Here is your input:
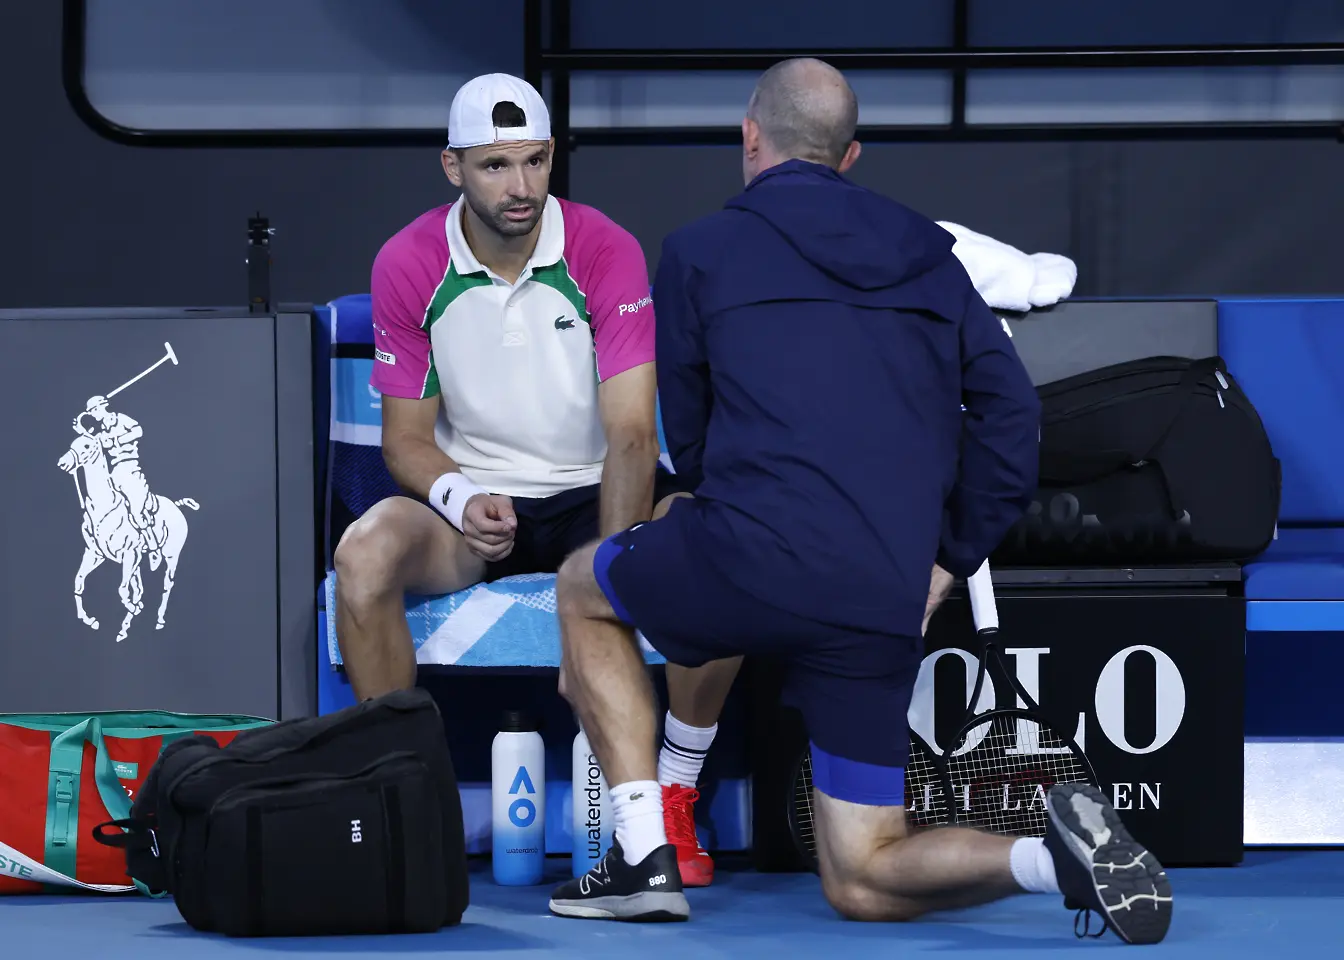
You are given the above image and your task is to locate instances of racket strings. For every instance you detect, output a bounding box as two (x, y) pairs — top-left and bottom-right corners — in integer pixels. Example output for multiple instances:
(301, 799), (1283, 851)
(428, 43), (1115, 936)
(793, 756), (817, 855)
(795, 718), (1095, 860)
(906, 739), (950, 828)
(944, 712), (1092, 837)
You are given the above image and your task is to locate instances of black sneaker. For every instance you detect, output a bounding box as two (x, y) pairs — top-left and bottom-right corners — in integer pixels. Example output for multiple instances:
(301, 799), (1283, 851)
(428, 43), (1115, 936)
(548, 839), (690, 922)
(1044, 783), (1174, 945)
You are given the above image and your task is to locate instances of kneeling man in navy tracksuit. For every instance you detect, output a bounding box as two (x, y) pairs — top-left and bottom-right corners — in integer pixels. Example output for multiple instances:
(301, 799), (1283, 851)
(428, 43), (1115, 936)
(547, 58), (1172, 945)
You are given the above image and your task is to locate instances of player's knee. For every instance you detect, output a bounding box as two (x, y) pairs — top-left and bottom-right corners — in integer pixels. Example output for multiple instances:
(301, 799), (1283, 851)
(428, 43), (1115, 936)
(334, 500), (421, 601)
(822, 873), (920, 923)
(555, 547), (596, 618)
(821, 876), (878, 921)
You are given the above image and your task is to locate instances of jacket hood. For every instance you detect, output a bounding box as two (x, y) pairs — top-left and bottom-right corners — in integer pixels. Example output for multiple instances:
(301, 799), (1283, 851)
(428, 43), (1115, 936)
(724, 160), (955, 292)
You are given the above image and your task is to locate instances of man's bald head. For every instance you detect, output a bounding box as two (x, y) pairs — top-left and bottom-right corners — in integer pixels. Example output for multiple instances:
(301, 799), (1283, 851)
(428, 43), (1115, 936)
(745, 58), (858, 169)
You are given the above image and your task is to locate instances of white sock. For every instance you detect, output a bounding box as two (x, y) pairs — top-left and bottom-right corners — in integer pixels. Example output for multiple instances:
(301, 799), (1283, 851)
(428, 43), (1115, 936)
(611, 780), (666, 865)
(1009, 837), (1059, 894)
(658, 713), (717, 788)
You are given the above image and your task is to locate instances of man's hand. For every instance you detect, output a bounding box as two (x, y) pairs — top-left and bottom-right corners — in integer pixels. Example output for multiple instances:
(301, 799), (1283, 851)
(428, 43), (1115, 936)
(922, 563), (955, 637)
(461, 493), (518, 562)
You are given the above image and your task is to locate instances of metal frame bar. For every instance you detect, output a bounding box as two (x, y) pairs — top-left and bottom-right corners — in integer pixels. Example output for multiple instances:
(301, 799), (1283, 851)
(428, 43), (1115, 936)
(542, 44), (1344, 71)
(548, 0), (573, 200)
(539, 2), (1344, 148)
(950, 0), (969, 132)
(523, 0), (543, 94)
(558, 121), (1344, 147)
(61, 0), (1344, 149)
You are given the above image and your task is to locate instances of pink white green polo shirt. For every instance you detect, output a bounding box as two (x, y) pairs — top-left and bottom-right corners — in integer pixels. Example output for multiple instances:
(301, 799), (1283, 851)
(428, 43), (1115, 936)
(369, 196), (655, 499)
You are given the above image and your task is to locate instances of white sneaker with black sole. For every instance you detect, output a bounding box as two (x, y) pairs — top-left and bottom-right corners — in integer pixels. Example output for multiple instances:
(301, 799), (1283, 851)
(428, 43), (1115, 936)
(548, 839), (690, 922)
(1044, 783), (1174, 944)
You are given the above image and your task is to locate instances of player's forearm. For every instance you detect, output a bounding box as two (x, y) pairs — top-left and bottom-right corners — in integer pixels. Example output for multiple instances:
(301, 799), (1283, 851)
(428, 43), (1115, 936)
(382, 436), (464, 501)
(598, 434), (660, 537)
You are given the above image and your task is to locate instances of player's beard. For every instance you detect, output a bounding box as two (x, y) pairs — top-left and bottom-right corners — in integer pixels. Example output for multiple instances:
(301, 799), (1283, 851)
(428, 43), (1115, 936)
(468, 190), (545, 239)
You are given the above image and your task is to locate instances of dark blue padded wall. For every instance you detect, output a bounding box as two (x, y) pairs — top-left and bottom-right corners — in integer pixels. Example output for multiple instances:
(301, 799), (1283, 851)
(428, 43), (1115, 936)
(1219, 299), (1344, 599)
(1219, 299), (1344, 739)
(1218, 300), (1344, 525)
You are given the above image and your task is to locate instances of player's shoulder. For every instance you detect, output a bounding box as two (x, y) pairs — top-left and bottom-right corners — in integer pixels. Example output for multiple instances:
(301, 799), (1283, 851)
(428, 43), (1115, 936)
(556, 197), (642, 261)
(373, 203), (453, 277)
(371, 205), (454, 321)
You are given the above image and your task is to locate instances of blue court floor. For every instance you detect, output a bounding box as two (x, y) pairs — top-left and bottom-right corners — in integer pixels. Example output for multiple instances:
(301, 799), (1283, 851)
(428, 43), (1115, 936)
(2, 850), (1337, 958)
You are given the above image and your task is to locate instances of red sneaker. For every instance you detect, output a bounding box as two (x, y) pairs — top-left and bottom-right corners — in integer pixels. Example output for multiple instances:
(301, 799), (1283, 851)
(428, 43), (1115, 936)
(662, 784), (714, 887)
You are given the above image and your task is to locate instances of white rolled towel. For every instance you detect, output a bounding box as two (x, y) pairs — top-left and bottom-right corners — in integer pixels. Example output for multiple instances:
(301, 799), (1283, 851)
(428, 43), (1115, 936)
(937, 221), (1077, 313)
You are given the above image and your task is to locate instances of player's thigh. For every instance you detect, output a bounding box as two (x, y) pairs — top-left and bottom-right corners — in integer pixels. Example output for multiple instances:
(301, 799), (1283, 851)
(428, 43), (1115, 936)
(539, 485), (602, 572)
(790, 654), (920, 876)
(334, 495), (485, 596)
(593, 503), (814, 666)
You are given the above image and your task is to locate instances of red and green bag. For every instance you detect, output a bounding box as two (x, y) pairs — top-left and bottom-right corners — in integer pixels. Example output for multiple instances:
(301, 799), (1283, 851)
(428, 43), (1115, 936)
(0, 710), (272, 894)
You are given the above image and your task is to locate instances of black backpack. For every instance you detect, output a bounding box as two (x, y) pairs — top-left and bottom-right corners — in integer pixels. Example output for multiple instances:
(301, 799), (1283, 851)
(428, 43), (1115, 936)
(93, 689), (469, 937)
(993, 356), (1280, 565)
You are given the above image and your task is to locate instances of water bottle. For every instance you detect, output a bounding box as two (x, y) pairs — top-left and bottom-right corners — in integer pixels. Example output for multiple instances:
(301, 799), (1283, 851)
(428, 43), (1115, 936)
(571, 726), (613, 877)
(491, 710), (546, 885)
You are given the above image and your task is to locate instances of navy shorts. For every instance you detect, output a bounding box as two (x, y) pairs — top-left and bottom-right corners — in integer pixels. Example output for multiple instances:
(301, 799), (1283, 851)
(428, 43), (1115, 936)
(593, 499), (920, 806)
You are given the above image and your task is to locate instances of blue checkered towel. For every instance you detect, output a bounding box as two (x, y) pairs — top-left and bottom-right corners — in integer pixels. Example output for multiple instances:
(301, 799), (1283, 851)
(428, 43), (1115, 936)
(324, 571), (666, 668)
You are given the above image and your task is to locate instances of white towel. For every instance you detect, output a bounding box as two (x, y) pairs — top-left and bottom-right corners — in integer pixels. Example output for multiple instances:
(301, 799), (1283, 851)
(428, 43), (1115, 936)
(936, 221), (1077, 313)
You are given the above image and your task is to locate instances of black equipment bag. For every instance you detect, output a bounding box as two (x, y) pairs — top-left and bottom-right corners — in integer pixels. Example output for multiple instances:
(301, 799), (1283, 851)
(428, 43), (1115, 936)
(91, 689), (469, 937)
(993, 355), (1280, 565)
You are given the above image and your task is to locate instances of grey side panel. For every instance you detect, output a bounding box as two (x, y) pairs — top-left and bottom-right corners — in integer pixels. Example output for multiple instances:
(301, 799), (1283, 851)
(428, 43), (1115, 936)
(1002, 300), (1219, 386)
(275, 311), (318, 720)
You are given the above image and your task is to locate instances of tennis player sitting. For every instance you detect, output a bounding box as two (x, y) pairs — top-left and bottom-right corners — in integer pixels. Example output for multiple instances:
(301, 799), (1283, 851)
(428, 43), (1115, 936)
(332, 82), (687, 700)
(547, 59), (1173, 945)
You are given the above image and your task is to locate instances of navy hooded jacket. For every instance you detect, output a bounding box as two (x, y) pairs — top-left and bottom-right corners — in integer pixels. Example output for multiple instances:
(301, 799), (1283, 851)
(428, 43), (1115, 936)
(652, 159), (1040, 637)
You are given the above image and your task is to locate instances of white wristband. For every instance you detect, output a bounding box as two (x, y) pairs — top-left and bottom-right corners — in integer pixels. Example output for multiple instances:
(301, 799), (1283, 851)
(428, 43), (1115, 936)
(429, 472), (487, 532)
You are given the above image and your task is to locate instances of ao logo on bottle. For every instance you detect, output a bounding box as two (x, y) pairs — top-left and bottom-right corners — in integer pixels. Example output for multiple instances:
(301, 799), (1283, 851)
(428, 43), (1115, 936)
(508, 766), (538, 828)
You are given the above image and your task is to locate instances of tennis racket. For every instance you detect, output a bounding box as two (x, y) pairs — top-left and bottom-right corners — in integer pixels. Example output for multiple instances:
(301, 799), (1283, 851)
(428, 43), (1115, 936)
(788, 560), (1100, 873)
